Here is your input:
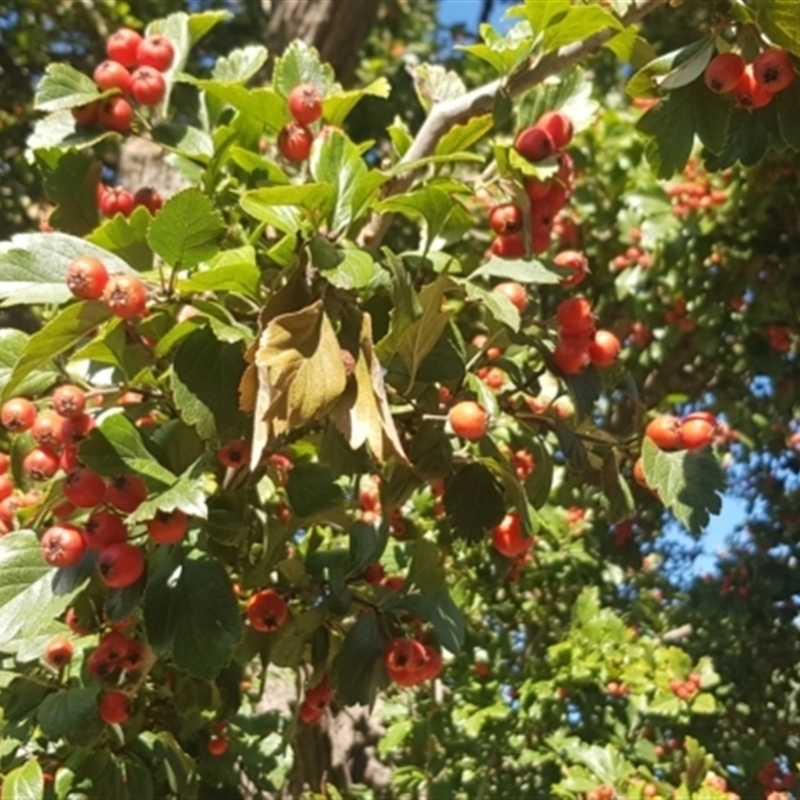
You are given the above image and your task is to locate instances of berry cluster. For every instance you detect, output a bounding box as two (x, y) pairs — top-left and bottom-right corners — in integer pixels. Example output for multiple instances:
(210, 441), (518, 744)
(97, 183), (163, 218)
(73, 28), (175, 134)
(383, 637), (442, 687)
(489, 110), (575, 258)
(66, 254), (148, 319)
(276, 83), (324, 163)
(704, 48), (795, 110)
(298, 677), (335, 724)
(668, 671), (702, 701)
(552, 296), (622, 375)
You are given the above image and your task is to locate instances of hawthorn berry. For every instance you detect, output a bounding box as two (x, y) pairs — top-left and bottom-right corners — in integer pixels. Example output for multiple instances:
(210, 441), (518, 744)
(645, 414), (682, 450)
(383, 638), (428, 687)
(44, 636), (74, 669)
(0, 452), (9, 475)
(98, 690), (130, 725)
(106, 27), (142, 67)
(514, 125), (556, 162)
(133, 187), (163, 214)
(0, 474), (13, 503)
(552, 339), (590, 375)
(588, 329), (622, 367)
(447, 401), (489, 440)
(60, 413), (95, 447)
(31, 410), (63, 448)
(207, 736), (230, 756)
(287, 82), (323, 125)
(524, 175), (554, 202)
(63, 468), (107, 508)
(102, 274), (148, 318)
(679, 415), (716, 450)
(41, 523), (87, 568)
(556, 297), (594, 336)
(84, 509), (128, 551)
(299, 678), (335, 724)
(98, 97), (134, 134)
(93, 60), (132, 93)
(106, 473), (148, 512)
(66, 254), (109, 300)
(23, 446), (61, 481)
(490, 232), (525, 258)
(99, 186), (136, 218)
(488, 203), (524, 235)
(731, 66), (773, 109)
(492, 281), (529, 314)
(246, 589), (289, 633)
(136, 35), (175, 72)
(72, 101), (100, 128)
(491, 512), (532, 558)
(704, 52), (746, 94)
(553, 250), (588, 287)
(146, 509), (189, 545)
(52, 384), (87, 418)
(753, 48), (795, 94)
(216, 439), (251, 469)
(97, 542), (145, 588)
(536, 110), (573, 149)
(1, 397), (36, 433)
(130, 66), (166, 106)
(277, 122), (314, 162)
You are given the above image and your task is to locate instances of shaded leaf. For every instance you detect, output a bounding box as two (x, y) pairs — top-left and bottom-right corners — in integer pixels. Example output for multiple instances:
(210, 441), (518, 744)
(37, 149), (100, 236)
(323, 78), (392, 126)
(285, 462), (344, 518)
(38, 687), (99, 741)
(335, 612), (386, 707)
(397, 588), (465, 653)
(444, 462), (506, 543)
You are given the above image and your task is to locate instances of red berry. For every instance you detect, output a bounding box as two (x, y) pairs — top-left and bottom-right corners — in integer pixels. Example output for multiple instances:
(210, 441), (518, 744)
(491, 512), (532, 558)
(99, 186), (135, 217)
(383, 638), (428, 687)
(98, 97), (134, 134)
(97, 542), (145, 588)
(731, 65), (773, 109)
(23, 446), (61, 481)
(753, 48), (795, 94)
(1, 397), (36, 433)
(0, 452), (9, 475)
(98, 690), (130, 724)
(553, 250), (588, 287)
(106, 474), (148, 513)
(416, 644), (443, 682)
(588, 329), (621, 367)
(490, 232), (525, 258)
(130, 66), (166, 106)
(133, 187), (163, 214)
(146, 509), (189, 545)
(41, 523), (87, 568)
(60, 413), (95, 447)
(216, 439), (251, 469)
(44, 636), (74, 669)
(488, 203), (523, 235)
(102, 274), (148, 318)
(52, 385), (87, 419)
(72, 101), (100, 128)
(556, 297), (594, 335)
(93, 61), (132, 94)
(536, 110), (573, 149)
(447, 401), (489, 440)
(679, 416), (716, 450)
(106, 27), (142, 68)
(63, 467), (107, 508)
(0, 475), (13, 503)
(84, 509), (128, 551)
(704, 52), (746, 93)
(207, 736), (230, 756)
(493, 281), (528, 313)
(136, 35), (175, 72)
(514, 125), (556, 162)
(31, 410), (64, 448)
(552, 339), (590, 375)
(645, 414), (683, 450)
(246, 589), (289, 633)
(66, 255), (109, 300)
(287, 82), (323, 125)
(277, 122), (314, 162)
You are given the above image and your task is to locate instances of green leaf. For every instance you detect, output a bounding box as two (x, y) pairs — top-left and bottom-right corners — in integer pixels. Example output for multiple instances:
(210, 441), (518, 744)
(775, 79), (800, 151)
(27, 110), (112, 153)
(463, 281), (520, 331)
(525, 438), (553, 509)
(641, 437), (725, 535)
(444, 462), (506, 543)
(38, 687), (99, 741)
(177, 255), (262, 299)
(470, 256), (560, 285)
(561, 366), (602, 416)
(285, 463), (344, 518)
(310, 238), (382, 291)
(273, 40), (336, 99)
(396, 587), (465, 653)
(457, 21), (535, 75)
(702, 105), (772, 170)
(323, 78), (392, 126)
(2, 758), (44, 800)
(691, 692), (717, 714)
(0, 232), (135, 307)
(37, 149), (100, 236)
(375, 188), (453, 249)
(240, 184), (336, 227)
(1, 301), (110, 400)
(756, 0), (800, 58)
(377, 719), (413, 759)
(170, 326), (249, 442)
(0, 531), (78, 653)
(0, 330), (58, 397)
(151, 124), (214, 161)
(144, 549), (243, 680)
(542, 5), (622, 52)
(410, 64), (465, 113)
(436, 114), (494, 156)
(637, 88), (696, 178)
(627, 37), (715, 99)
(654, 36), (715, 91)
(335, 611), (386, 706)
(86, 207), (154, 272)
(147, 187), (225, 269)
(212, 44), (269, 83)
(554, 418), (588, 472)
(195, 82), (289, 133)
(600, 451), (635, 523)
(406, 539), (445, 596)
(79, 413), (177, 489)
(126, 460), (209, 525)
(34, 63), (101, 112)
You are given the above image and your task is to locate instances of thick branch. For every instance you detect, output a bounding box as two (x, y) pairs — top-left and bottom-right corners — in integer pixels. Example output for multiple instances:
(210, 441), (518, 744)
(363, 0), (668, 247)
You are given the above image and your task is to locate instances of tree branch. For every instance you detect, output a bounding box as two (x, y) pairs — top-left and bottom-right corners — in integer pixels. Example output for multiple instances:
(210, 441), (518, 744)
(361, 0), (668, 248)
